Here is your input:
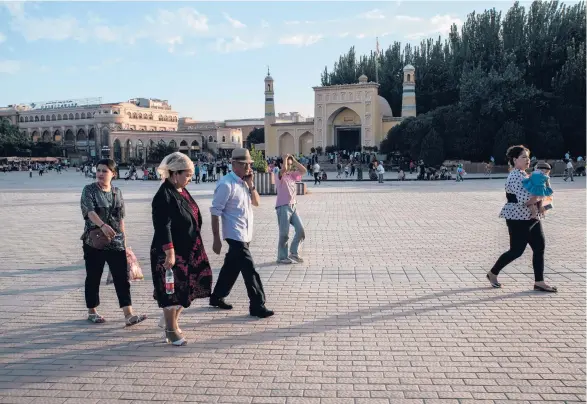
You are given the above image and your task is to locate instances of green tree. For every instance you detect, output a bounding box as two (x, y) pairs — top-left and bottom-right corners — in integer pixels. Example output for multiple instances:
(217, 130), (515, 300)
(250, 145), (268, 173)
(0, 121), (31, 157)
(492, 121), (526, 164)
(246, 128), (264, 147)
(419, 129), (445, 166)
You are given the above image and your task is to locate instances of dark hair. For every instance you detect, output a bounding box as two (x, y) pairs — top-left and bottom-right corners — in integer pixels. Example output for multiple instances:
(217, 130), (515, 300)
(505, 145), (530, 167)
(96, 158), (116, 173)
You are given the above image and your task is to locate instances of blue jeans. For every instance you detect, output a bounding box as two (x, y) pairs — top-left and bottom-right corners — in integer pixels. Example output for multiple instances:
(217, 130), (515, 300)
(276, 204), (305, 260)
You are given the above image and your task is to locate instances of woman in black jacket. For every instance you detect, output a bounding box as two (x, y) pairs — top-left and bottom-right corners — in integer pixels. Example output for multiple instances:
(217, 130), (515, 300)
(151, 152), (213, 346)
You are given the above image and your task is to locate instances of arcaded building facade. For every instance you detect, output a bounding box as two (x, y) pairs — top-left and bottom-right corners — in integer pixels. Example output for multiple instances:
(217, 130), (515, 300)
(11, 97), (179, 163)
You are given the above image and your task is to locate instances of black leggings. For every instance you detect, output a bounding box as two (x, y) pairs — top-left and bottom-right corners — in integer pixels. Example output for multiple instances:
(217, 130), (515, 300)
(83, 244), (132, 309)
(490, 220), (545, 282)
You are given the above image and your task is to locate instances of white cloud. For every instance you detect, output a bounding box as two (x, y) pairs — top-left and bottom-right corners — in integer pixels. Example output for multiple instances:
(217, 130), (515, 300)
(93, 25), (119, 42)
(165, 36), (183, 53)
(356, 33), (366, 39)
(223, 12), (246, 28)
(285, 20), (300, 25)
(0, 33), (6, 43)
(359, 9), (385, 20)
(339, 32), (349, 38)
(430, 14), (462, 36)
(403, 14), (462, 40)
(278, 34), (323, 47)
(214, 36), (263, 53)
(261, 19), (270, 29)
(0, 60), (20, 74)
(395, 15), (423, 22)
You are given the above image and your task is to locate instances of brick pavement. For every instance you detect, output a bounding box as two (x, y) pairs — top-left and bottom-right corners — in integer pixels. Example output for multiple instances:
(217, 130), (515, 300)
(0, 171), (585, 403)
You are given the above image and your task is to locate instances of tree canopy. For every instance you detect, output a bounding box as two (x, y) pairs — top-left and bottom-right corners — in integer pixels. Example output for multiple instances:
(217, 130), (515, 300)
(321, 1), (586, 162)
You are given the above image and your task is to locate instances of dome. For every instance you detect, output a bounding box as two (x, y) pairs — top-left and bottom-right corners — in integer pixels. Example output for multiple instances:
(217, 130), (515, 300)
(265, 75), (273, 81)
(403, 64), (415, 71)
(358, 74), (368, 83)
(378, 96), (393, 118)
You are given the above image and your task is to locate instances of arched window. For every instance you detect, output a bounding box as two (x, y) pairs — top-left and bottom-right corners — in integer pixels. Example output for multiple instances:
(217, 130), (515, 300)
(231, 136), (235, 143)
(222, 136), (226, 142)
(81, 112), (86, 119)
(35, 116), (39, 122)
(208, 135), (213, 142)
(407, 73), (411, 82)
(40, 116), (45, 121)
(75, 113), (79, 120)
(69, 113), (74, 120)
(51, 114), (56, 121)
(127, 112), (131, 118)
(24, 117), (29, 122)
(63, 114), (68, 120)
(57, 114), (62, 120)
(19, 117), (24, 123)
(45, 115), (50, 121)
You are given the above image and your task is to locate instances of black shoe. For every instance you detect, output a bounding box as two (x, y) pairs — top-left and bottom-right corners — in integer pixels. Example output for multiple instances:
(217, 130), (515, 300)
(250, 306), (275, 318)
(209, 296), (233, 310)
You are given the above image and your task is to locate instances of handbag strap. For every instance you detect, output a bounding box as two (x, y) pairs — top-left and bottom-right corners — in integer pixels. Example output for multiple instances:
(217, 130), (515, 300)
(103, 187), (116, 227)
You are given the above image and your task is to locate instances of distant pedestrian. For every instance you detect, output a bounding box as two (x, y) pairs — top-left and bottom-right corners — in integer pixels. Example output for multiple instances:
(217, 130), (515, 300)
(376, 161), (385, 183)
(313, 162), (321, 185)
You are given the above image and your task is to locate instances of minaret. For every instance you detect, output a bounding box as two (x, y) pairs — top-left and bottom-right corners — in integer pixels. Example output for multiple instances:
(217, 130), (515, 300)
(401, 64), (416, 117)
(264, 67), (276, 126)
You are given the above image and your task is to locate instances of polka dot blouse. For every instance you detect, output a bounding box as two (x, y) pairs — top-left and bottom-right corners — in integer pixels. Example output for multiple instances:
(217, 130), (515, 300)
(499, 169), (540, 221)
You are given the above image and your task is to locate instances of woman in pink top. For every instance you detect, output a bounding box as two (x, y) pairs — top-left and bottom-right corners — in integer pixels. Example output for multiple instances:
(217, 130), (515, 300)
(275, 154), (307, 264)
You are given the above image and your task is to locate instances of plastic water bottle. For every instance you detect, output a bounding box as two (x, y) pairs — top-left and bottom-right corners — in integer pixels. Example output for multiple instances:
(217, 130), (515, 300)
(165, 268), (174, 295)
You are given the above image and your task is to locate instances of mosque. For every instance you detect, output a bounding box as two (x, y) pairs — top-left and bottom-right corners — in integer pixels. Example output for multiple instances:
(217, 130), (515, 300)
(263, 64), (417, 157)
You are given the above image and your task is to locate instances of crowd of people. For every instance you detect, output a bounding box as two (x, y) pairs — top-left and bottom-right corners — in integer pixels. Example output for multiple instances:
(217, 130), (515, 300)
(77, 144), (566, 347)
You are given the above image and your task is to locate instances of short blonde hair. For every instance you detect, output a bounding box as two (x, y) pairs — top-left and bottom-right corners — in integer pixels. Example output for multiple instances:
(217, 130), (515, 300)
(157, 152), (194, 181)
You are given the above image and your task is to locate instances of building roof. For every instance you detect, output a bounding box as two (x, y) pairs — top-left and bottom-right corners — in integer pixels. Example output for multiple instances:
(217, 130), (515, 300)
(403, 64), (415, 71)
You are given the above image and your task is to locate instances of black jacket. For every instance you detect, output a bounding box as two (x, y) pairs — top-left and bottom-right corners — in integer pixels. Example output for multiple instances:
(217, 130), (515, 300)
(151, 180), (202, 256)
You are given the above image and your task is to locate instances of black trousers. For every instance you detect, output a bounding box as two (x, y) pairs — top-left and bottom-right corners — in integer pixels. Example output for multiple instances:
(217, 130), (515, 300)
(83, 244), (132, 309)
(212, 239), (266, 309)
(490, 219), (545, 282)
(314, 173), (321, 185)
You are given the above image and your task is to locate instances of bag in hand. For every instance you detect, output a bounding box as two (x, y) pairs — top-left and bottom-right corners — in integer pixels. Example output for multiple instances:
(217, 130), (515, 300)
(126, 247), (144, 281)
(105, 247), (144, 285)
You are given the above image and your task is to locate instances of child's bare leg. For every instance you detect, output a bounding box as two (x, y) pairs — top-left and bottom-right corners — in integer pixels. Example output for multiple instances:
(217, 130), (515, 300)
(529, 204), (538, 219)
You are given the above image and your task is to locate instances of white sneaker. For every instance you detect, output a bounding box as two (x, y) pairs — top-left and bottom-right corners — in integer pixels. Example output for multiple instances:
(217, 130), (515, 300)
(289, 254), (304, 263)
(276, 258), (293, 264)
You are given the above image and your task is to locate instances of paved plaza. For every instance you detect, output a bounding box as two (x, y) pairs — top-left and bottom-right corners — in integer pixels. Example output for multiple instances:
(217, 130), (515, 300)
(0, 171), (585, 404)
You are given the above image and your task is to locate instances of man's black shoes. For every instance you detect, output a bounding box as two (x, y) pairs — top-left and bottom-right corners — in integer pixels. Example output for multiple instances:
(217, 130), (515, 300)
(209, 296), (233, 310)
(250, 306), (275, 318)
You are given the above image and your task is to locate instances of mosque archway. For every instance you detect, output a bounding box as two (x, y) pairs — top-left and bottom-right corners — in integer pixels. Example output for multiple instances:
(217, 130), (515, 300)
(327, 107), (362, 151)
(279, 132), (295, 156)
(113, 139), (122, 162)
(298, 131), (314, 156)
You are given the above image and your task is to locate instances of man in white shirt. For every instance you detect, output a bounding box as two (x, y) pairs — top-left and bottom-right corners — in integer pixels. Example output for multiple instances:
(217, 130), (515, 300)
(209, 148), (274, 318)
(376, 161), (385, 183)
(564, 159), (574, 182)
(312, 162), (321, 185)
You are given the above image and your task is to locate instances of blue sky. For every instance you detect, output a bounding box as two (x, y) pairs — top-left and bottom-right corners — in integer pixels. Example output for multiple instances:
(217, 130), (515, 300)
(1, 1), (528, 121)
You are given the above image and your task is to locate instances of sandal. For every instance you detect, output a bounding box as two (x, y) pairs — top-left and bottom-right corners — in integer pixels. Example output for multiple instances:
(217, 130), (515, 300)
(534, 284), (558, 293)
(88, 313), (105, 323)
(165, 330), (187, 346)
(125, 313), (147, 327)
(486, 273), (501, 288)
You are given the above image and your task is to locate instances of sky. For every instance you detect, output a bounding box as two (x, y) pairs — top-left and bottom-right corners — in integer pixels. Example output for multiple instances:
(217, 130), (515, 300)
(0, 1), (527, 121)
